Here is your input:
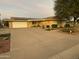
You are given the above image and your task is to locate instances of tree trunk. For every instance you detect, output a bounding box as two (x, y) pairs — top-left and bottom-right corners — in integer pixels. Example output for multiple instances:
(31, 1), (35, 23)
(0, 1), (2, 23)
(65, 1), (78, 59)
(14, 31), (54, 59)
(73, 17), (77, 27)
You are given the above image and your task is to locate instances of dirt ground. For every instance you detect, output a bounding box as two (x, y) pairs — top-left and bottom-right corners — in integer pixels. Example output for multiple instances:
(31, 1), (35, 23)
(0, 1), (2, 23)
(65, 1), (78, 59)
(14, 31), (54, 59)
(0, 28), (79, 59)
(0, 29), (10, 59)
(0, 40), (10, 54)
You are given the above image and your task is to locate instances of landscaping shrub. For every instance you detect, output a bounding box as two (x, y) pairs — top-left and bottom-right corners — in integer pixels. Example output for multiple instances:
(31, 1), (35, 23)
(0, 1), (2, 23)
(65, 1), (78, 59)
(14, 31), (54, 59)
(51, 24), (57, 28)
(51, 24), (58, 30)
(64, 23), (70, 28)
(0, 33), (10, 40)
(62, 23), (74, 33)
(62, 26), (75, 33)
(45, 25), (51, 31)
(46, 25), (50, 28)
(32, 25), (40, 28)
(62, 28), (70, 32)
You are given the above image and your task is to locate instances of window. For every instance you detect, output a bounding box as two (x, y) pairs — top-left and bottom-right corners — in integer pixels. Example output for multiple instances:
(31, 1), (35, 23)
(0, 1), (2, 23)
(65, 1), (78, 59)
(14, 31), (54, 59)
(32, 21), (36, 24)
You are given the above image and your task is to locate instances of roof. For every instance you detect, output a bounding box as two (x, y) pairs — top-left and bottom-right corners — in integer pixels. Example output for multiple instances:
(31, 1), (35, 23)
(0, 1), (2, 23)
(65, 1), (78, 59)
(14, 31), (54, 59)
(11, 17), (29, 20)
(3, 16), (60, 22)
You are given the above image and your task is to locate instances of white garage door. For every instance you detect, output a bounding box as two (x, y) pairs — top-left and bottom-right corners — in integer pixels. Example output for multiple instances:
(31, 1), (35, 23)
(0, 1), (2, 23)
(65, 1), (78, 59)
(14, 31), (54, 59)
(12, 22), (27, 28)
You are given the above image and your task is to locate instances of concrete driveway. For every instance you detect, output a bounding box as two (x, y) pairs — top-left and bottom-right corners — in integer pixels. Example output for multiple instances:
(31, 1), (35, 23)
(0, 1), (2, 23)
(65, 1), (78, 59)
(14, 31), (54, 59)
(1, 28), (79, 59)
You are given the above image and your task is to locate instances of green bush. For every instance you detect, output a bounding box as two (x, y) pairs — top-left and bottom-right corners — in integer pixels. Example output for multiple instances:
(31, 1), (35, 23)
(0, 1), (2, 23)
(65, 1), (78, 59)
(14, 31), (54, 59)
(62, 27), (75, 33)
(0, 33), (10, 40)
(62, 28), (70, 32)
(64, 24), (70, 28)
(51, 24), (57, 28)
(45, 25), (51, 31)
(46, 25), (50, 28)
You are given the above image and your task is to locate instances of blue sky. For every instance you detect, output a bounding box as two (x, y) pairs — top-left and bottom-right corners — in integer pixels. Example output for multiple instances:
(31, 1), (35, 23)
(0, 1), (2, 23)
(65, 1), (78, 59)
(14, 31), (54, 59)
(0, 0), (55, 18)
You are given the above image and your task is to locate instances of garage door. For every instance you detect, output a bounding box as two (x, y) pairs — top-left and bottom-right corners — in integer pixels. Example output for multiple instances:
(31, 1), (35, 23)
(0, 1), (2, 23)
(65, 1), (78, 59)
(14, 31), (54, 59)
(12, 22), (27, 28)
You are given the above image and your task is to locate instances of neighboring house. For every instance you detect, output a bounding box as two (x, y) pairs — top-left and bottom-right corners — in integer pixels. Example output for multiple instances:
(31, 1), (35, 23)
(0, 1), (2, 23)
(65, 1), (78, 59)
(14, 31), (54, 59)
(3, 16), (64, 28)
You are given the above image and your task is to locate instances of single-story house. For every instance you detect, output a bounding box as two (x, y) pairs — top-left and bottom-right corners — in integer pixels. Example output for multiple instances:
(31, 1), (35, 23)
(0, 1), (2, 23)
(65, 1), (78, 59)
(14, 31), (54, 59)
(3, 16), (66, 28)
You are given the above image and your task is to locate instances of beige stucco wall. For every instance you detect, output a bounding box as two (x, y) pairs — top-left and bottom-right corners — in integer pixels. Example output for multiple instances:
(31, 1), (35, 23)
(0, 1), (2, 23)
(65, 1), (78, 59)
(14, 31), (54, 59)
(41, 20), (58, 27)
(10, 22), (28, 28)
(9, 22), (12, 28)
(58, 21), (66, 27)
(27, 22), (32, 28)
(45, 20), (57, 25)
(8, 20), (58, 28)
(27, 21), (42, 27)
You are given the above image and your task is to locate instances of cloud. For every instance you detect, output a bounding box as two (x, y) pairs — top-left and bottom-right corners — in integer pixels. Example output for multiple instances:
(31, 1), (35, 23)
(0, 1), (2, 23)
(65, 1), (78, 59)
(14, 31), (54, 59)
(0, 0), (55, 18)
